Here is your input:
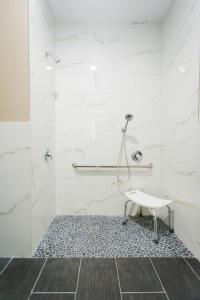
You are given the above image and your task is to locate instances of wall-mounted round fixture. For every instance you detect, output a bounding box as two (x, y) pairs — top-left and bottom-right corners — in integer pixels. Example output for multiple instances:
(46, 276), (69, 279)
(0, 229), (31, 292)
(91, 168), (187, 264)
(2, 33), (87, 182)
(132, 150), (143, 162)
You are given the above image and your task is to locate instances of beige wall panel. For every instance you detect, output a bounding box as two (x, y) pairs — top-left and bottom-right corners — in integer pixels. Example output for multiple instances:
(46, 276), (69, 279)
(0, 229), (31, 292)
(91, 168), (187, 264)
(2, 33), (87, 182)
(0, 0), (29, 121)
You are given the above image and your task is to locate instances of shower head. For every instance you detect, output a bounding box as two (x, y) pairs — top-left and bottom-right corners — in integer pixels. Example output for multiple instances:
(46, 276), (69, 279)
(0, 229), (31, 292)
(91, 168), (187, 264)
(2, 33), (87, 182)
(125, 114), (133, 121)
(122, 114), (134, 132)
(45, 52), (61, 64)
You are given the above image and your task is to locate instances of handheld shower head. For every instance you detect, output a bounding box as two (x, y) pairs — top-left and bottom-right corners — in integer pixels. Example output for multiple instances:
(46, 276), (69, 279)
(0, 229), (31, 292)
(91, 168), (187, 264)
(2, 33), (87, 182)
(122, 114), (133, 132)
(125, 114), (133, 121)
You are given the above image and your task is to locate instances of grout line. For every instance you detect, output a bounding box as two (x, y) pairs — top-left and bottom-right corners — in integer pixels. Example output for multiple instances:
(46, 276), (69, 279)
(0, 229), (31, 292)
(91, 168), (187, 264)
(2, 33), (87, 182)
(33, 292), (75, 294)
(184, 258), (200, 281)
(0, 258), (13, 276)
(28, 258), (47, 300)
(121, 291), (166, 294)
(75, 256), (82, 300)
(115, 257), (123, 300)
(149, 258), (170, 300)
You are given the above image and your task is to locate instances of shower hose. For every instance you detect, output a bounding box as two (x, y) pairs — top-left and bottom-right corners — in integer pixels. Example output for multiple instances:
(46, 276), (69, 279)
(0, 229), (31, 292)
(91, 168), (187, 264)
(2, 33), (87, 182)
(116, 131), (131, 194)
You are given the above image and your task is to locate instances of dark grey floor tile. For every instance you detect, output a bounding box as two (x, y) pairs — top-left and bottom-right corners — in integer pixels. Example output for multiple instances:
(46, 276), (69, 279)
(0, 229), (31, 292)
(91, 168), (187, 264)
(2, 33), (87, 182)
(185, 258), (200, 278)
(76, 258), (121, 300)
(152, 258), (200, 300)
(30, 294), (75, 300)
(34, 258), (80, 292)
(117, 258), (163, 292)
(0, 258), (45, 300)
(122, 293), (167, 300)
(0, 258), (11, 274)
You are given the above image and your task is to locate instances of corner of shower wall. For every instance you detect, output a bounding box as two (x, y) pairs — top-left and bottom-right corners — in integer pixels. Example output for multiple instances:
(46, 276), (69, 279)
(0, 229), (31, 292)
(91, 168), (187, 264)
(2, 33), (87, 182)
(29, 0), (56, 254)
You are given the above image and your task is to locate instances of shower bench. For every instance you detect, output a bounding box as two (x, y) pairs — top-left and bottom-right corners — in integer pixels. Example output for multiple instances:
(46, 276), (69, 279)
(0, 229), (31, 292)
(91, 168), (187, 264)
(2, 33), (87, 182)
(123, 190), (174, 244)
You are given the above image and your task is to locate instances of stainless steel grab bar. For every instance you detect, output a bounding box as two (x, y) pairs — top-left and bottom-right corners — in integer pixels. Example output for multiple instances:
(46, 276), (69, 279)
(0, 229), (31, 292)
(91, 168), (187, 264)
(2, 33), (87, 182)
(72, 163), (153, 169)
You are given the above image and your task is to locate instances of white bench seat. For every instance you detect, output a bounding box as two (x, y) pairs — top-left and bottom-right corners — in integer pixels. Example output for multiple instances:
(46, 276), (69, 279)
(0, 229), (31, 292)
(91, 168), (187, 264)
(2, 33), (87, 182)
(125, 190), (172, 208)
(123, 189), (174, 244)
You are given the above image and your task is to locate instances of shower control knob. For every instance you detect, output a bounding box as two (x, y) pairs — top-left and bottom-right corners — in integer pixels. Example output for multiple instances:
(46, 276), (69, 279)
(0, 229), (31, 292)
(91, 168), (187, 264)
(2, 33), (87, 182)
(132, 151), (143, 162)
(45, 150), (53, 161)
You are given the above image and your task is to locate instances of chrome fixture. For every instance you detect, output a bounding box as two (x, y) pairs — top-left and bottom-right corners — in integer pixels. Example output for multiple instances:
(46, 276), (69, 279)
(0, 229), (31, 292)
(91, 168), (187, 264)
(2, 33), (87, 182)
(45, 52), (61, 64)
(132, 150), (143, 162)
(116, 113), (134, 187)
(45, 150), (53, 161)
(72, 163), (152, 169)
(122, 114), (134, 132)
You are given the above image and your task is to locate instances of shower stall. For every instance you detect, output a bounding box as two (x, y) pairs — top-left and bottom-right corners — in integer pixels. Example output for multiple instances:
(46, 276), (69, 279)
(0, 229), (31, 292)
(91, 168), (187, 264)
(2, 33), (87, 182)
(0, 0), (200, 260)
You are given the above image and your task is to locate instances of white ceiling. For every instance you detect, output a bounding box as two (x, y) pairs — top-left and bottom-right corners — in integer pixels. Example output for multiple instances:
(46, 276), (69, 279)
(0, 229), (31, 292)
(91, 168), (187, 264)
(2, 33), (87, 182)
(49, 0), (173, 22)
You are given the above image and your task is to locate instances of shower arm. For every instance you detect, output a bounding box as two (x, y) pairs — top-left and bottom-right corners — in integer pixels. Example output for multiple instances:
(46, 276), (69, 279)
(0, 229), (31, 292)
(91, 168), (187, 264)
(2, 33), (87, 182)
(45, 52), (60, 64)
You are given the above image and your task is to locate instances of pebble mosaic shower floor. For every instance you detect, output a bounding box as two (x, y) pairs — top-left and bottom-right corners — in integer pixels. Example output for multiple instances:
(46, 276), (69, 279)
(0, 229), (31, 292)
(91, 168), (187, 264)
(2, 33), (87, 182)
(34, 216), (193, 257)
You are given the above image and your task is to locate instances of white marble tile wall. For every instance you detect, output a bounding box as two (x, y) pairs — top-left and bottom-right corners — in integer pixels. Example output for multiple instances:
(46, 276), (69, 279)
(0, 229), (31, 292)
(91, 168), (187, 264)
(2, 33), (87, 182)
(0, 123), (32, 256)
(161, 0), (200, 258)
(55, 22), (163, 215)
(29, 0), (56, 252)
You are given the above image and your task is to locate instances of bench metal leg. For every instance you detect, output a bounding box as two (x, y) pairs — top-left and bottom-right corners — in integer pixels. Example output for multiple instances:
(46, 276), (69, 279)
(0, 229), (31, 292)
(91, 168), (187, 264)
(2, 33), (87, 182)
(139, 206), (143, 217)
(151, 208), (159, 244)
(167, 205), (174, 233)
(122, 200), (131, 225)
